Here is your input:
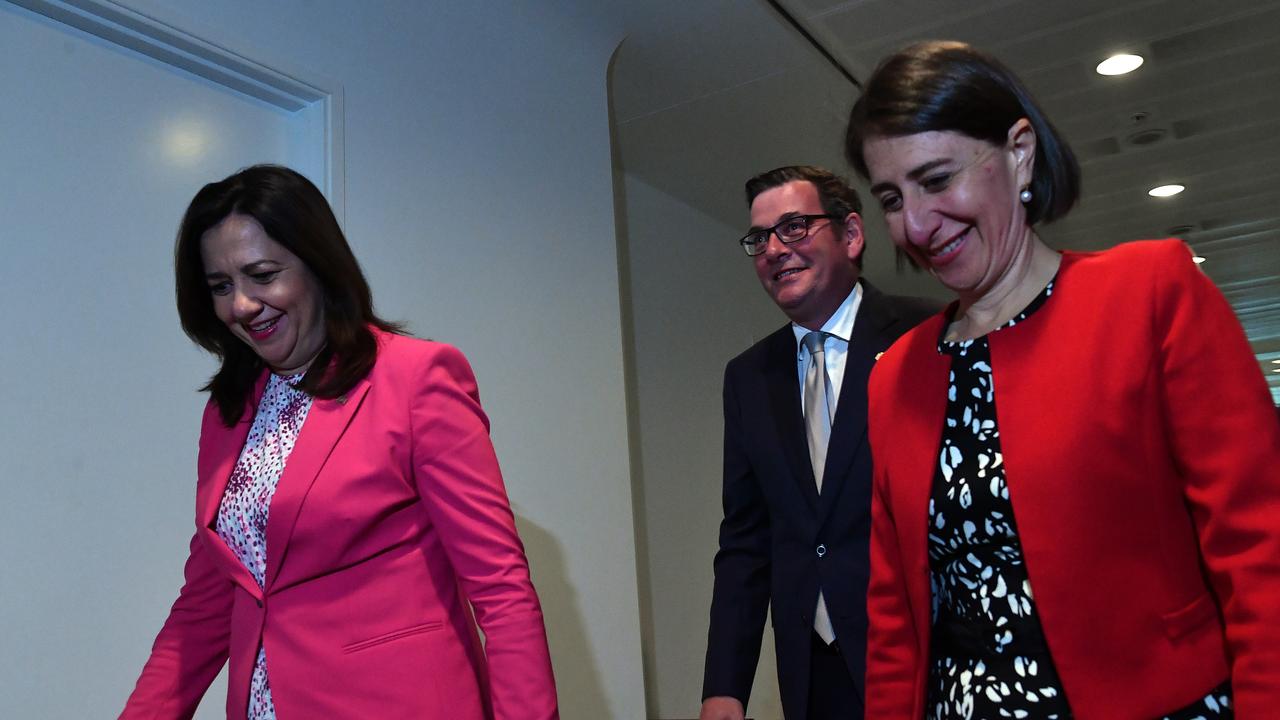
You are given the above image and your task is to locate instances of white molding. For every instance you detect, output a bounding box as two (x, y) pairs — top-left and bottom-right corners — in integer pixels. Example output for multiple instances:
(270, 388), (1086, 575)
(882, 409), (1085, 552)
(5, 0), (346, 221)
(322, 84), (346, 226)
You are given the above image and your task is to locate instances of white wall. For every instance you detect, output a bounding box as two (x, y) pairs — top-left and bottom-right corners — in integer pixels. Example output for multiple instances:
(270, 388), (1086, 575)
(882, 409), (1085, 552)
(618, 174), (787, 719)
(1, 1), (647, 717)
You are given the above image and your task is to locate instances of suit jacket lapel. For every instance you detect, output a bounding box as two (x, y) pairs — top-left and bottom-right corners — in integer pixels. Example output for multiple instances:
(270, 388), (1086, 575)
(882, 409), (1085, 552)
(818, 282), (899, 518)
(763, 328), (820, 513)
(196, 373), (269, 598)
(263, 377), (370, 589)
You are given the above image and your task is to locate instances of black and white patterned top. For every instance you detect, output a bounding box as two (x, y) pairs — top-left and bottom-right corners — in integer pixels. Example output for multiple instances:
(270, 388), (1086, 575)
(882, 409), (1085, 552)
(926, 278), (1233, 720)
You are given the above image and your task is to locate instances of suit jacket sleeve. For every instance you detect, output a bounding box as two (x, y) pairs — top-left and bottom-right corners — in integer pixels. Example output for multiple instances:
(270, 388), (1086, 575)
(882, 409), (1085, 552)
(1154, 242), (1280, 712)
(120, 529), (233, 719)
(409, 343), (558, 720)
(702, 366), (771, 704)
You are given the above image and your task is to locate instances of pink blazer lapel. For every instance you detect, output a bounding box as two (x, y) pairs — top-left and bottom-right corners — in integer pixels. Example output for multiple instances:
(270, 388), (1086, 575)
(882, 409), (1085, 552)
(263, 377), (371, 590)
(195, 373), (271, 598)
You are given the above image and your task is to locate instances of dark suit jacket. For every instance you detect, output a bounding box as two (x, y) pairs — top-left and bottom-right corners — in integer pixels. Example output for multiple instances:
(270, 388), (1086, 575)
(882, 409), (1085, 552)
(702, 280), (938, 719)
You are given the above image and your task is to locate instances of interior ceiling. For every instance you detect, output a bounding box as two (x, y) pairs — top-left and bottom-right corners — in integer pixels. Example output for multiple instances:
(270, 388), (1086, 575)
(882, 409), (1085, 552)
(791, 0), (1280, 400)
(612, 0), (1280, 401)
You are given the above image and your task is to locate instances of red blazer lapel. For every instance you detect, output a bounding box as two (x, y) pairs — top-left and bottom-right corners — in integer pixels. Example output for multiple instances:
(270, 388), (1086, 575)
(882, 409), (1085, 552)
(263, 378), (371, 590)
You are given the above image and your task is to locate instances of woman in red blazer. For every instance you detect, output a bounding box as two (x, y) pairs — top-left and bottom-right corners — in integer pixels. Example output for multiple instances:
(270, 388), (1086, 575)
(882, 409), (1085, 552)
(843, 42), (1280, 718)
(121, 165), (558, 719)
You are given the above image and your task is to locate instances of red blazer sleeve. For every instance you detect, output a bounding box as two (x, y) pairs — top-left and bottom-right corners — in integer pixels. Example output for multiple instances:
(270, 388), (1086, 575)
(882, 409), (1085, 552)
(120, 531), (232, 719)
(865, 459), (921, 719)
(865, 318), (946, 719)
(1154, 243), (1280, 712)
(409, 344), (559, 720)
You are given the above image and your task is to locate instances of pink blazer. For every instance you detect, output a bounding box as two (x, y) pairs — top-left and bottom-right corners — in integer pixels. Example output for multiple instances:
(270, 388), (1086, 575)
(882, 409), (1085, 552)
(122, 330), (558, 719)
(865, 241), (1280, 718)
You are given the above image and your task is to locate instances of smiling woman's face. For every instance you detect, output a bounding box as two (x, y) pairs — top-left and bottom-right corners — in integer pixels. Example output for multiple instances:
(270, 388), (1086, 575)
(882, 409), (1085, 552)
(199, 213), (327, 375)
(863, 124), (1034, 301)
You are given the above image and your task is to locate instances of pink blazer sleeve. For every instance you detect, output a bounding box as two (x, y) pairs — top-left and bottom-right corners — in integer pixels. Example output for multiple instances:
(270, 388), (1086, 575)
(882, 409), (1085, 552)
(120, 531), (232, 719)
(1154, 243), (1280, 712)
(409, 344), (559, 719)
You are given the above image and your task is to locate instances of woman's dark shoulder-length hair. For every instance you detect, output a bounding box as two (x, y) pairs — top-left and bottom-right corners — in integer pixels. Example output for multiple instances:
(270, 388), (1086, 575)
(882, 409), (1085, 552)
(175, 164), (402, 426)
(845, 40), (1081, 225)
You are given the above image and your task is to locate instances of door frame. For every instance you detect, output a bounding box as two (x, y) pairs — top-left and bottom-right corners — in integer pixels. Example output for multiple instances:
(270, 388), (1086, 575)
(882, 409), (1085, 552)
(5, 0), (346, 222)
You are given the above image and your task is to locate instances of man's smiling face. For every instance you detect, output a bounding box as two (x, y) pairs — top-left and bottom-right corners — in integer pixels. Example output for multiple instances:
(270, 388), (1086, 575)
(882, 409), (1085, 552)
(750, 180), (863, 330)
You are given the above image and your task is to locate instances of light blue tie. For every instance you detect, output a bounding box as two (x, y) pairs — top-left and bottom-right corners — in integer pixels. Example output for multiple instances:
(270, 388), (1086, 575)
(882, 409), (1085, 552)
(802, 330), (836, 644)
(802, 331), (832, 490)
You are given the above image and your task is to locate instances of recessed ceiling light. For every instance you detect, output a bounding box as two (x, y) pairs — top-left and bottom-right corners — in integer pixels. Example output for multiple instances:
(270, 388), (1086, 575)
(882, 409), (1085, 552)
(1192, 255), (1206, 264)
(1097, 53), (1144, 76)
(1149, 184), (1185, 197)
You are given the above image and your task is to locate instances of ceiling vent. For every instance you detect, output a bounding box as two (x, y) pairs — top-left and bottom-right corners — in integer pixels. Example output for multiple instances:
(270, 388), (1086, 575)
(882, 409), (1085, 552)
(1124, 127), (1169, 147)
(1118, 110), (1170, 149)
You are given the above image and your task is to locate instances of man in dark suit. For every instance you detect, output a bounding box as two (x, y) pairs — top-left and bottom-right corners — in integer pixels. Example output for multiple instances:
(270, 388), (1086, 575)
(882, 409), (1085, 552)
(700, 166), (938, 720)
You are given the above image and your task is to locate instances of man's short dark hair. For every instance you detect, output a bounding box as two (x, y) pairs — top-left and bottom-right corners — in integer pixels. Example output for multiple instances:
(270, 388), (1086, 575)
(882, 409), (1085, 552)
(745, 166), (864, 267)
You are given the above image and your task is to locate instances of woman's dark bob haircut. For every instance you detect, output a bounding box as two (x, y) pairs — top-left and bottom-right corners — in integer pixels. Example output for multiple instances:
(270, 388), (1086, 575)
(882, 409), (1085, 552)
(175, 164), (401, 425)
(845, 40), (1081, 225)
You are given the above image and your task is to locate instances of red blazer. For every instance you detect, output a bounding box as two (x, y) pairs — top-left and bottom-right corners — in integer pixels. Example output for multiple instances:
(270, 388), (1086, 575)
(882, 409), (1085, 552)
(865, 240), (1280, 719)
(122, 330), (558, 719)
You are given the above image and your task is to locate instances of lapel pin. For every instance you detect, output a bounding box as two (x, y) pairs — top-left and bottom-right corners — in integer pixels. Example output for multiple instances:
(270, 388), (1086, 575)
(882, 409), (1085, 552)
(337, 394), (348, 404)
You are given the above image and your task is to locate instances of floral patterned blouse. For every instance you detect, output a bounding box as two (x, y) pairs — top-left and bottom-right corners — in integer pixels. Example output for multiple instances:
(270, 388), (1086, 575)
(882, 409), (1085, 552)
(215, 372), (312, 720)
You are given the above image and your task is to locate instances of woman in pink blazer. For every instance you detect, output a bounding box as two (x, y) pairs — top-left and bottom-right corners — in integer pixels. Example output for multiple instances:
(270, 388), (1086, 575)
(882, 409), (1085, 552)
(121, 165), (557, 719)
(843, 42), (1280, 718)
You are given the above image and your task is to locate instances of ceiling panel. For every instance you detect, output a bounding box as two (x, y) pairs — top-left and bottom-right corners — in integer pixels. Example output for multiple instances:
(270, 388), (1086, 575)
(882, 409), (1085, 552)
(614, 0), (1280, 400)
(787, 0), (1280, 400)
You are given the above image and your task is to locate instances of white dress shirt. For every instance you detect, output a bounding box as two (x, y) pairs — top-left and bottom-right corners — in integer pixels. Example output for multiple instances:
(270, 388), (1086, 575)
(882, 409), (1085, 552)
(792, 281), (863, 414)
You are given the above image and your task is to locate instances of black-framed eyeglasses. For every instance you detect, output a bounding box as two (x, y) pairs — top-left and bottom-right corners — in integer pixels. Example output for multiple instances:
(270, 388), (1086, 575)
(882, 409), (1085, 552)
(738, 214), (835, 256)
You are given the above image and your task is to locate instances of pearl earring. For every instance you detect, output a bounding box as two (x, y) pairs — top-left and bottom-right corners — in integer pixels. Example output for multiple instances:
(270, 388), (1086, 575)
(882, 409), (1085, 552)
(1019, 187), (1033, 204)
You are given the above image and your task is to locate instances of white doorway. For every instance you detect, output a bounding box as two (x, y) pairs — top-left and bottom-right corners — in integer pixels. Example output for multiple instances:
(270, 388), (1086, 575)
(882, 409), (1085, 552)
(0, 1), (336, 715)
